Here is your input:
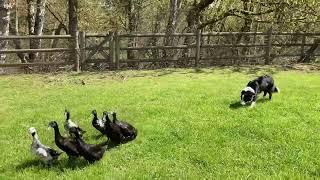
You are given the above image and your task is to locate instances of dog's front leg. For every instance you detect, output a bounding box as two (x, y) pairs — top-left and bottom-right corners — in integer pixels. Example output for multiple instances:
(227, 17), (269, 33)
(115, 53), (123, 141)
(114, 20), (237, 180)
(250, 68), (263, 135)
(250, 95), (258, 108)
(263, 91), (267, 99)
(249, 101), (256, 108)
(268, 92), (272, 100)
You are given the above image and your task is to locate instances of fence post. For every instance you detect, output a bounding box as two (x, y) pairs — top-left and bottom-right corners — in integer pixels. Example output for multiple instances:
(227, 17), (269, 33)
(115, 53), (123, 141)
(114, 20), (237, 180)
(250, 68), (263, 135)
(195, 29), (201, 67)
(114, 31), (120, 70)
(109, 31), (115, 69)
(300, 34), (306, 61)
(73, 31), (80, 72)
(264, 28), (273, 65)
(79, 31), (86, 69)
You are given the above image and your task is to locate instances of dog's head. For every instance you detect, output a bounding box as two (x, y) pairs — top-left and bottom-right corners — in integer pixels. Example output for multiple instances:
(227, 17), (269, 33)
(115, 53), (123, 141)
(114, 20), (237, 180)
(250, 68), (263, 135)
(240, 87), (256, 105)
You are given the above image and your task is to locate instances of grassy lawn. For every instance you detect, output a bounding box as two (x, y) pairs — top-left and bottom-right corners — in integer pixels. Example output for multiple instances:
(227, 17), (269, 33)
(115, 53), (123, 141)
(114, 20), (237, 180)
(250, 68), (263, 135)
(0, 67), (320, 179)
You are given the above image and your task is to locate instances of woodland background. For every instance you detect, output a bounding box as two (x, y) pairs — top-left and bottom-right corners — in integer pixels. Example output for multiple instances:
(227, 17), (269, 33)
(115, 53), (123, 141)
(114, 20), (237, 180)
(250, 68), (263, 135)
(0, 0), (319, 70)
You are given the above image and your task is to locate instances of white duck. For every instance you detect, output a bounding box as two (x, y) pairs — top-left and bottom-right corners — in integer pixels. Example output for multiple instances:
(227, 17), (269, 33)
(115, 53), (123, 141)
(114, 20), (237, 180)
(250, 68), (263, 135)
(64, 110), (86, 136)
(28, 127), (62, 164)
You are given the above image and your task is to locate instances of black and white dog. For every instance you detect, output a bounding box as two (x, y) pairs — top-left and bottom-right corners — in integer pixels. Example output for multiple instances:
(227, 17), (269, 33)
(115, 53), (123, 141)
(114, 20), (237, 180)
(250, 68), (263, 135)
(240, 75), (279, 107)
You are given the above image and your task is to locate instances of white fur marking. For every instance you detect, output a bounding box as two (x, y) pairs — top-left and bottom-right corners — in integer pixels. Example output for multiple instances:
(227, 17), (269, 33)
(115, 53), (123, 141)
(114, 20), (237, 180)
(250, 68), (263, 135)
(249, 101), (256, 108)
(243, 87), (255, 94)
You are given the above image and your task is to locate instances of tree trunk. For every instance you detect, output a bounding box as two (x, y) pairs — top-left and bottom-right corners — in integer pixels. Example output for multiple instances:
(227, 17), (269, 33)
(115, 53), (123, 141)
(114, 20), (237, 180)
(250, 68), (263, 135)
(51, 23), (66, 48)
(0, 0), (11, 66)
(183, 0), (215, 58)
(236, 0), (253, 64)
(68, 0), (77, 36)
(164, 0), (181, 46)
(150, 13), (161, 59)
(28, 0), (46, 62)
(126, 0), (140, 60)
(27, 0), (36, 62)
(236, 0), (253, 43)
(68, 0), (79, 70)
(164, 0), (181, 58)
(10, 1), (28, 63)
(27, 0), (36, 35)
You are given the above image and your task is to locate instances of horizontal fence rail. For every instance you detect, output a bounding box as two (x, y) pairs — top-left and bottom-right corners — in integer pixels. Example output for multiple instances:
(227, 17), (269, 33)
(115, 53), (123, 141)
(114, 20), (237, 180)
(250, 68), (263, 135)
(0, 35), (72, 40)
(0, 35), (75, 69)
(0, 48), (73, 54)
(0, 31), (319, 72)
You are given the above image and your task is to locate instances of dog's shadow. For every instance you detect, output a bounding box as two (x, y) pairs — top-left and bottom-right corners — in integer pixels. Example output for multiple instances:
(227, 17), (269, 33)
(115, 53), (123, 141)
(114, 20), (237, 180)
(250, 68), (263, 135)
(229, 98), (269, 109)
(229, 102), (246, 109)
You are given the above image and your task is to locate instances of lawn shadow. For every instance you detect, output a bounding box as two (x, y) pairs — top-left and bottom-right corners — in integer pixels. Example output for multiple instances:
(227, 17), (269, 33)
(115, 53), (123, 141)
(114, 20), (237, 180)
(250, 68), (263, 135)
(15, 158), (91, 172)
(229, 98), (270, 109)
(14, 139), (119, 172)
(86, 134), (119, 150)
(106, 141), (120, 150)
(86, 133), (120, 150)
(86, 133), (104, 140)
(229, 101), (246, 109)
(229, 66), (279, 75)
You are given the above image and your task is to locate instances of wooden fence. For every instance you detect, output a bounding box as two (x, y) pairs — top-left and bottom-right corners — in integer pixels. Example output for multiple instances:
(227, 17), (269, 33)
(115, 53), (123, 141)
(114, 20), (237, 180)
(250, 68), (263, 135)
(0, 30), (319, 72)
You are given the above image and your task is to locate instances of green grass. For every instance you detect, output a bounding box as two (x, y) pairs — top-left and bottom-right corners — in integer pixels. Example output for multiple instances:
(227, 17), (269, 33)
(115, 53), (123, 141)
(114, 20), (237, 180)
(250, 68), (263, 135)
(0, 67), (320, 179)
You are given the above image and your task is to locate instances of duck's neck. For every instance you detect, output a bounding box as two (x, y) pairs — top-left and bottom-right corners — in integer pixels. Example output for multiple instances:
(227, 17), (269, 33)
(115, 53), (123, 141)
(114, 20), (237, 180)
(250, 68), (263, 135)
(93, 114), (98, 122)
(106, 115), (111, 122)
(32, 134), (41, 144)
(112, 114), (117, 123)
(105, 119), (112, 127)
(65, 112), (70, 121)
(53, 126), (62, 138)
(74, 135), (85, 145)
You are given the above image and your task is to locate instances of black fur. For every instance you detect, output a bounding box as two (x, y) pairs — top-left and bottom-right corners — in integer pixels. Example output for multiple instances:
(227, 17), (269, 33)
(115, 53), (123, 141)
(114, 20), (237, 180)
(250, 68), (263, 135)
(240, 75), (279, 105)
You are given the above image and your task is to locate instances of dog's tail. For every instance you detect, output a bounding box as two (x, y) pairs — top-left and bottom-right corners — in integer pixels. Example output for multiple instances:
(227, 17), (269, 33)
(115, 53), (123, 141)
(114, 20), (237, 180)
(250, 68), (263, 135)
(272, 86), (280, 93)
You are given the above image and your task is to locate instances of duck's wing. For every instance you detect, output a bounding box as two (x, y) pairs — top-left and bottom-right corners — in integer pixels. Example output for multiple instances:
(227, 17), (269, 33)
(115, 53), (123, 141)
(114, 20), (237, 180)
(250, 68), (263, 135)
(65, 142), (78, 150)
(47, 148), (62, 157)
(76, 127), (86, 134)
(35, 147), (49, 159)
(117, 121), (137, 135)
(64, 122), (69, 132)
(117, 121), (135, 130)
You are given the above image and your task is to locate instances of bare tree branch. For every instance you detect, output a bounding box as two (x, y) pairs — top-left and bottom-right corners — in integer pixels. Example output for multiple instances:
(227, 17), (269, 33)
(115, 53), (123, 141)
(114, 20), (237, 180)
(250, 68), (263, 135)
(198, 8), (275, 29)
(46, 4), (68, 33)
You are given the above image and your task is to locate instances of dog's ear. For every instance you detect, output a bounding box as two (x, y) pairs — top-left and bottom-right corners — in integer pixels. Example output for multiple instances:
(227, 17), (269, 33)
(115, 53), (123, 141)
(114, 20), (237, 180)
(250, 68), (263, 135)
(240, 90), (245, 99)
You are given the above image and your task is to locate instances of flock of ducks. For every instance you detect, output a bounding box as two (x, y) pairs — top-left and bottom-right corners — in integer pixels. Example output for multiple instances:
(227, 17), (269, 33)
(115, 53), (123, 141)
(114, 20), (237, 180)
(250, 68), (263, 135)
(28, 110), (138, 164)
